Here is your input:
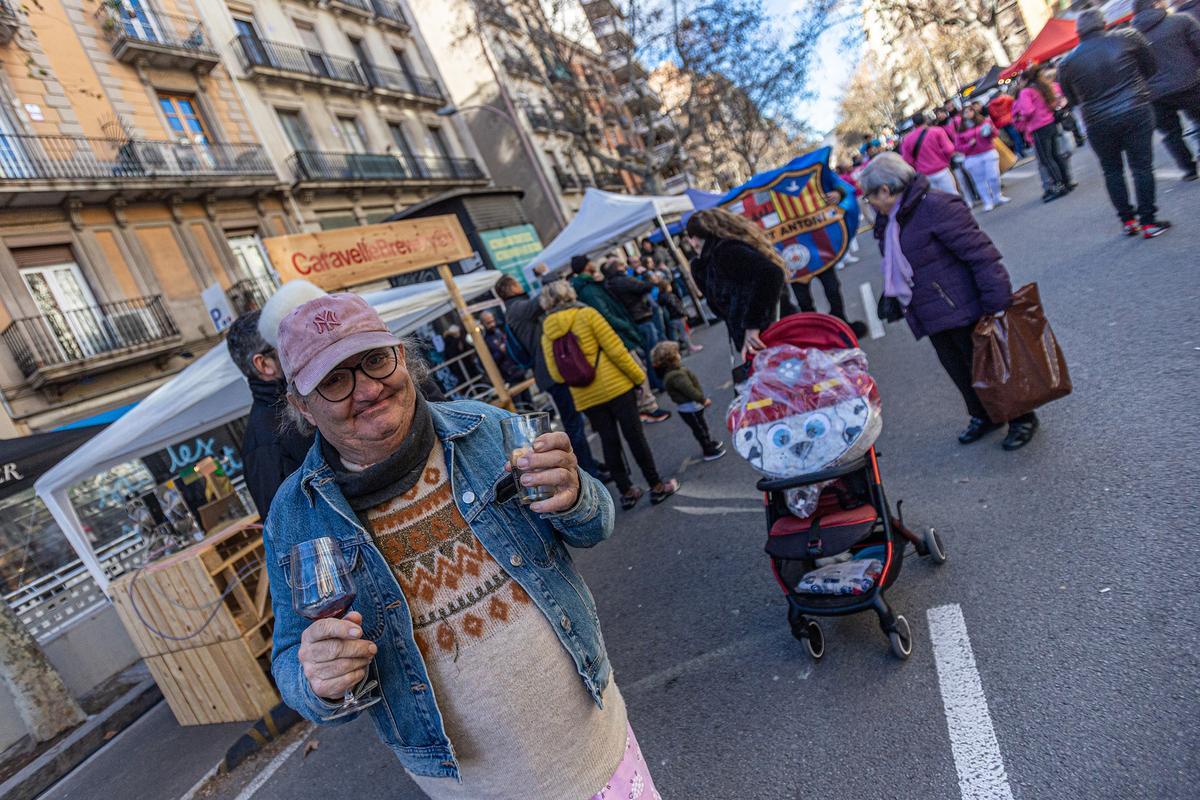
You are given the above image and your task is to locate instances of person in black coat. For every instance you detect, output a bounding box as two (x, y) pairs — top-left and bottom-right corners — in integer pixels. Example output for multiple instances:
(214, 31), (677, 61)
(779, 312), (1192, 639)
(1132, 0), (1200, 179)
(226, 311), (313, 517)
(685, 208), (786, 360)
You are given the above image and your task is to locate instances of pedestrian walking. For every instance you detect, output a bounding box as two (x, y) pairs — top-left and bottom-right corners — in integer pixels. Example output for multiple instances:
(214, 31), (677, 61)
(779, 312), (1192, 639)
(988, 89), (1029, 158)
(540, 281), (680, 511)
(478, 310), (526, 385)
(225, 311), (312, 516)
(1060, 9), (1172, 237)
(953, 105), (1013, 211)
(655, 272), (699, 353)
(1132, 0), (1200, 181)
(1014, 64), (1074, 201)
(495, 275), (604, 481)
(262, 292), (664, 800)
(569, 255), (670, 424)
(685, 208), (786, 361)
(860, 152), (1038, 450)
(650, 341), (726, 461)
(899, 111), (960, 194)
(603, 259), (666, 395)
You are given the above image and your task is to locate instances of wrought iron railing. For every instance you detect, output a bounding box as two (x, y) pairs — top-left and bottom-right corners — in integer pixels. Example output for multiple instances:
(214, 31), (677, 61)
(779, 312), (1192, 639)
(361, 63), (443, 101)
(555, 167), (582, 191)
(372, 0), (411, 30)
(502, 55), (541, 80)
(99, 5), (215, 58)
(2, 295), (178, 376)
(328, 0), (372, 13)
(288, 150), (486, 183)
(232, 34), (364, 86)
(596, 170), (624, 189)
(479, 3), (521, 31)
(228, 274), (281, 315)
(0, 134), (273, 182)
(5, 531), (147, 643)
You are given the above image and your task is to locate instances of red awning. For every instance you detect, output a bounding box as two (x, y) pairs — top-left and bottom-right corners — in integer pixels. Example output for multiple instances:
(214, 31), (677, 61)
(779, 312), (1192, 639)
(999, 18), (1079, 80)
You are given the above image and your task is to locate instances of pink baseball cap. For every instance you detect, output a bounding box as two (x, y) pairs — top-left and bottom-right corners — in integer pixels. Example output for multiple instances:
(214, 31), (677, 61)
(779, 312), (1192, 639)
(277, 293), (401, 396)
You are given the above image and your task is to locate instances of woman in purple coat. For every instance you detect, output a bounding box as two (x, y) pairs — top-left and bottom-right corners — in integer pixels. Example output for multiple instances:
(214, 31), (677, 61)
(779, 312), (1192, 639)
(859, 152), (1038, 450)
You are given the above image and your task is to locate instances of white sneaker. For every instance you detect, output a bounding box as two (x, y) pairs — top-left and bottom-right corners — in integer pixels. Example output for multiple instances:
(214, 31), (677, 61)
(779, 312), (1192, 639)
(997, 195), (1012, 205)
(982, 204), (995, 212)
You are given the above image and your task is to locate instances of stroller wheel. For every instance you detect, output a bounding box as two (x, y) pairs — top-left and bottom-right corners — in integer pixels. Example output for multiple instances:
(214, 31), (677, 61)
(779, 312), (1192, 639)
(888, 615), (912, 660)
(804, 621), (824, 660)
(924, 527), (948, 565)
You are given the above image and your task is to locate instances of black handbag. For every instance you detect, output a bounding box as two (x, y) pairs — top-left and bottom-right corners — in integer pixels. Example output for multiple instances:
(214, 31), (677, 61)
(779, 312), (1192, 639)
(877, 293), (904, 323)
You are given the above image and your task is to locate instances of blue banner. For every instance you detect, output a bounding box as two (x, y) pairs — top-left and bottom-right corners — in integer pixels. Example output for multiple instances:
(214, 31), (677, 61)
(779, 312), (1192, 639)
(715, 147), (860, 283)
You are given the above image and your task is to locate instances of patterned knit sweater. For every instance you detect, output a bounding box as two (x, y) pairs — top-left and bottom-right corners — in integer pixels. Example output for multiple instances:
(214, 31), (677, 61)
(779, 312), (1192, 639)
(365, 444), (627, 799)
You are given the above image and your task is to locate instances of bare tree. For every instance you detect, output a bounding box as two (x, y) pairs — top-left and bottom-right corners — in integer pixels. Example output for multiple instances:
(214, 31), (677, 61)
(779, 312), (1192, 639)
(0, 602), (86, 742)
(835, 53), (901, 152)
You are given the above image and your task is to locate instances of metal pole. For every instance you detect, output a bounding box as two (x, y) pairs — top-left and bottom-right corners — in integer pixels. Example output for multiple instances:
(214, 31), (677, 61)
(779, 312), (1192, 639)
(654, 209), (712, 323)
(438, 264), (514, 410)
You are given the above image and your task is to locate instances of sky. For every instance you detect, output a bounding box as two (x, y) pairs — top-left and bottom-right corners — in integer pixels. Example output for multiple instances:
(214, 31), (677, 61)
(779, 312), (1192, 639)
(766, 0), (862, 134)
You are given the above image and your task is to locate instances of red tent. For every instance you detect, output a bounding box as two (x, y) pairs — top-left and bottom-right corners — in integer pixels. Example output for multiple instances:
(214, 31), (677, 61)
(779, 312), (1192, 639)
(999, 18), (1079, 80)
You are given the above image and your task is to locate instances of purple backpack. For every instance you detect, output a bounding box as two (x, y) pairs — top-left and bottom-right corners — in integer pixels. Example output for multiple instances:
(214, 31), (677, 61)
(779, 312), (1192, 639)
(552, 320), (602, 387)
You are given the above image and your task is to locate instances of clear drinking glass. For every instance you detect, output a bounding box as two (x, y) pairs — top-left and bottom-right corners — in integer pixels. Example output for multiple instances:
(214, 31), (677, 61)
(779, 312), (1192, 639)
(289, 537), (381, 720)
(500, 412), (557, 505)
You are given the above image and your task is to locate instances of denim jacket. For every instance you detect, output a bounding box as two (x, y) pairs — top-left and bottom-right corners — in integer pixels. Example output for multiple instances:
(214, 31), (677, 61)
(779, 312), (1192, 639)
(263, 400), (616, 780)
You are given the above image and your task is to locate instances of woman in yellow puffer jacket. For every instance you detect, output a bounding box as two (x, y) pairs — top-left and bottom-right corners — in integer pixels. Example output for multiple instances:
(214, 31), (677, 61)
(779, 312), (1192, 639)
(540, 281), (678, 510)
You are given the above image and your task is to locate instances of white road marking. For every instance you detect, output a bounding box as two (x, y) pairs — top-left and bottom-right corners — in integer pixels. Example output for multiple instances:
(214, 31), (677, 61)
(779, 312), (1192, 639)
(672, 504), (762, 515)
(927, 604), (1015, 800)
(859, 280), (886, 340)
(233, 724), (315, 800)
(177, 761), (221, 800)
(622, 630), (790, 694)
(675, 483), (761, 501)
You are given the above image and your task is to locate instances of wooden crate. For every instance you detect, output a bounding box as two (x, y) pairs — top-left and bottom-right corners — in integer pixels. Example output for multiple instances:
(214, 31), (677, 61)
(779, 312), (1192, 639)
(145, 624), (279, 726)
(110, 515), (271, 657)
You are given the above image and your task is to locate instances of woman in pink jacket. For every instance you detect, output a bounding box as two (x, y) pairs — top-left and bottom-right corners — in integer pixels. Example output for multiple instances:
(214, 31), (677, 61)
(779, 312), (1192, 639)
(953, 106), (1011, 211)
(1014, 64), (1073, 201)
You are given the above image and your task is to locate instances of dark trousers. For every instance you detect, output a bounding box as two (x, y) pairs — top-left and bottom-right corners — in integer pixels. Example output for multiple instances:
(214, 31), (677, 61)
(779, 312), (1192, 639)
(1152, 83), (1200, 174)
(546, 381), (599, 478)
(1087, 107), (1157, 224)
(927, 323), (1035, 425)
(584, 389), (661, 494)
(1031, 123), (1071, 189)
(791, 269), (847, 322)
(678, 409), (719, 453)
(636, 319), (664, 391)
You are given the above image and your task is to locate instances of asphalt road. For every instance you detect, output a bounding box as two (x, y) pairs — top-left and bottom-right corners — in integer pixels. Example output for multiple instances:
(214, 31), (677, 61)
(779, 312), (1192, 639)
(43, 142), (1200, 800)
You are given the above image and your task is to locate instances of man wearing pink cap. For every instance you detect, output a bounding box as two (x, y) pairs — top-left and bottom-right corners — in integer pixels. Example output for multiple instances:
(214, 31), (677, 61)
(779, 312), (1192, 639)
(262, 293), (659, 799)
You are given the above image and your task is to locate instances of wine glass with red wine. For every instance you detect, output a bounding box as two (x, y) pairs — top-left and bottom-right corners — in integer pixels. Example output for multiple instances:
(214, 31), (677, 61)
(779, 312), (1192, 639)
(289, 537), (381, 720)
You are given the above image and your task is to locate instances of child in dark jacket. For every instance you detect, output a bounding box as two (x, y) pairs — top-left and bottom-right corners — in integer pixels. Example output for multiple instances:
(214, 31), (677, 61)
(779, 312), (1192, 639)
(650, 341), (725, 461)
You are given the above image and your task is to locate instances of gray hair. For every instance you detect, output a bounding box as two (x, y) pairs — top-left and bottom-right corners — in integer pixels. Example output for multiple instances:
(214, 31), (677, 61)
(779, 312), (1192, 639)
(538, 280), (579, 312)
(858, 151), (917, 197)
(282, 337), (430, 436)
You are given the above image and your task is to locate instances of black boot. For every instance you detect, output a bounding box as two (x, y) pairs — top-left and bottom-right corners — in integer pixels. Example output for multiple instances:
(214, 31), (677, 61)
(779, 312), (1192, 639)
(1001, 415), (1039, 451)
(958, 416), (1002, 444)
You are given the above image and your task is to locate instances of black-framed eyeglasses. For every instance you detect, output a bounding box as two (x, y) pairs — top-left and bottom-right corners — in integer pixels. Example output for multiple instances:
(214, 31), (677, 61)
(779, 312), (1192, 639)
(314, 347), (399, 403)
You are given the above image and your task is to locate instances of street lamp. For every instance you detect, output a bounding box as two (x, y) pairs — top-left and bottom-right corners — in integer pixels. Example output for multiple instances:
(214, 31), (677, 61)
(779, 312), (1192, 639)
(436, 103), (567, 227)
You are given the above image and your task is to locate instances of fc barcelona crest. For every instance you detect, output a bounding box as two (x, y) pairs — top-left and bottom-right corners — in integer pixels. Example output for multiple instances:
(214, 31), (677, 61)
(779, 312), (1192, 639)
(716, 148), (859, 283)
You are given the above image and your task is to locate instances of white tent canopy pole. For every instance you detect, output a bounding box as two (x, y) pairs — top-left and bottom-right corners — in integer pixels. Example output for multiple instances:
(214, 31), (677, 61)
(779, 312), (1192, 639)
(34, 271), (500, 594)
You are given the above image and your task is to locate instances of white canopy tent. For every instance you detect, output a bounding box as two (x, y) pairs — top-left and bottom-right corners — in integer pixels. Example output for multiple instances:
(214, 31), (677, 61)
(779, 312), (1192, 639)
(34, 270), (501, 593)
(521, 188), (693, 285)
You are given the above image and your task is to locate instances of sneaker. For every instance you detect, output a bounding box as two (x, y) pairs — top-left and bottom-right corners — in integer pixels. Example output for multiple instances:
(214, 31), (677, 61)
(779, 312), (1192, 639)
(982, 203), (995, 213)
(958, 416), (1002, 444)
(640, 409), (671, 424)
(1122, 218), (1140, 237)
(1182, 171), (1199, 182)
(702, 444), (727, 462)
(997, 195), (1012, 205)
(650, 479), (679, 505)
(1001, 416), (1039, 451)
(688, 343), (704, 353)
(1142, 220), (1171, 239)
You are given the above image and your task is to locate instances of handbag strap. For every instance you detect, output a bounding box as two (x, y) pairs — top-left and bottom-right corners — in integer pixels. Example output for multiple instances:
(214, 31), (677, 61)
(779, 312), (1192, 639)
(911, 127), (930, 163)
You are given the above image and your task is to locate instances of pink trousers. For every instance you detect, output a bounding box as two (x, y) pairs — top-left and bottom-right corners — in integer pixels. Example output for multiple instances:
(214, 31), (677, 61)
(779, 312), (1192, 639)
(591, 723), (661, 800)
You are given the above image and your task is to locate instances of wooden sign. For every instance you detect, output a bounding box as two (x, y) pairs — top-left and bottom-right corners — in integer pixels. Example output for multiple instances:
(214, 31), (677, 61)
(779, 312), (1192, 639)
(264, 214), (473, 290)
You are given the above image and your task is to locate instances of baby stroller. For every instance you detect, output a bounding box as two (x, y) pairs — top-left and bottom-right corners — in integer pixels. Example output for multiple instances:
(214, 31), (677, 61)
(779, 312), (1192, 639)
(740, 313), (947, 660)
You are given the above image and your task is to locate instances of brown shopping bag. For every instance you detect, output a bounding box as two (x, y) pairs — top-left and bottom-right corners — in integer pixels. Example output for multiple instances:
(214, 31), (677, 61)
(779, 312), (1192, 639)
(971, 283), (1072, 422)
(994, 136), (1017, 173)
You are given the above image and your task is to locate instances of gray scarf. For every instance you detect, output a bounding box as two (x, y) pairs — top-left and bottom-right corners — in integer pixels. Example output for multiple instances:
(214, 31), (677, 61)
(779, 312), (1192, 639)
(321, 389), (438, 515)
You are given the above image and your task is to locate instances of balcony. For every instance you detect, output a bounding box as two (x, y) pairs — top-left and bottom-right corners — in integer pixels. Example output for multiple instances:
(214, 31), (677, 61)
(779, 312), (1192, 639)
(99, 6), (219, 73)
(371, 0), (411, 32)
(360, 63), (443, 104)
(0, 0), (19, 44)
(232, 35), (365, 92)
(581, 0), (624, 23)
(661, 171), (691, 193)
(287, 151), (486, 189)
(555, 167), (588, 193)
(479, 3), (521, 32)
(592, 16), (632, 48)
(0, 134), (278, 205)
(228, 275), (281, 315)
(595, 170), (624, 190)
(326, 0), (373, 18)
(606, 52), (645, 82)
(2, 295), (180, 386)
(621, 82), (661, 112)
(502, 55), (541, 81)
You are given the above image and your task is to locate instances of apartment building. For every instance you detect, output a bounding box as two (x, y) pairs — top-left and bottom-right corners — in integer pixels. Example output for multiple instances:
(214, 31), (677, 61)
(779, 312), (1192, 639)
(0, 0), (294, 435)
(408, 0), (646, 239)
(194, 0), (489, 238)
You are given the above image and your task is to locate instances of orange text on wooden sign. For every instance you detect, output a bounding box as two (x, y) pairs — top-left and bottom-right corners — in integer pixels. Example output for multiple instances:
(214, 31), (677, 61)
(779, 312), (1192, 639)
(264, 215), (473, 290)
